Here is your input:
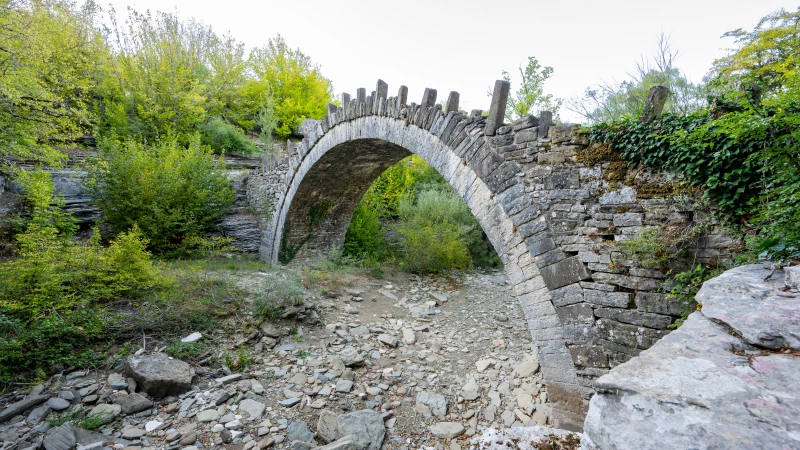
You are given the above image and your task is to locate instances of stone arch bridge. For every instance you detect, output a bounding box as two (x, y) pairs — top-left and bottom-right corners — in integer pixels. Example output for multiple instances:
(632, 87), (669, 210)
(246, 80), (736, 430)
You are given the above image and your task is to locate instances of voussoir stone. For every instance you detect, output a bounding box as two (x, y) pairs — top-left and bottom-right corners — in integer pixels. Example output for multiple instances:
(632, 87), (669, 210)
(126, 353), (194, 397)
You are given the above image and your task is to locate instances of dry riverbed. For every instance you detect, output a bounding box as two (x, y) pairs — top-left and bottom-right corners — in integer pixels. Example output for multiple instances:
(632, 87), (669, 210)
(0, 263), (561, 450)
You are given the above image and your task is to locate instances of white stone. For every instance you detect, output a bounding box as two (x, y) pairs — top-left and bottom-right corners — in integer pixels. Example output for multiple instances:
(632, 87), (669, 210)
(180, 332), (203, 343)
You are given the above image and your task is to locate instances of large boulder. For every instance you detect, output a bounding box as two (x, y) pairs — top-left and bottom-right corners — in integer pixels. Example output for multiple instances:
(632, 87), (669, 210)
(336, 410), (384, 450)
(126, 353), (194, 397)
(583, 264), (800, 449)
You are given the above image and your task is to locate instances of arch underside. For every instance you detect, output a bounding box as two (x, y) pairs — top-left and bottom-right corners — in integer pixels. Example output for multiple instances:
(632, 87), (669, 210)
(279, 139), (409, 263)
(266, 116), (589, 430)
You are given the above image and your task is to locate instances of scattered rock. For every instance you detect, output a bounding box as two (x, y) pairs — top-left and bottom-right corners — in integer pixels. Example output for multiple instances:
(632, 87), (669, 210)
(475, 359), (495, 372)
(196, 409), (220, 422)
(317, 410), (339, 443)
(402, 328), (416, 344)
(287, 421), (314, 443)
(46, 398), (71, 411)
(87, 403), (120, 425)
(337, 410), (385, 450)
(416, 392), (448, 419)
(239, 398), (266, 420)
(377, 334), (398, 348)
(430, 422), (465, 439)
(107, 373), (128, 390)
(43, 423), (76, 450)
(513, 359), (539, 378)
(0, 394), (48, 422)
(181, 332), (203, 343)
(112, 392), (153, 415)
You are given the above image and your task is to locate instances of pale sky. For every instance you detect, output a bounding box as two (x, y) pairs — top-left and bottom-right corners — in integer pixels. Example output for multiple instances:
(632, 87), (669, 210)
(103, 0), (796, 122)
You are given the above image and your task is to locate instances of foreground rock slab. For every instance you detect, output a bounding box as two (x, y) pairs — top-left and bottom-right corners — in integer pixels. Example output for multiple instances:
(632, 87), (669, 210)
(583, 264), (800, 449)
(126, 353), (194, 397)
(336, 410), (384, 450)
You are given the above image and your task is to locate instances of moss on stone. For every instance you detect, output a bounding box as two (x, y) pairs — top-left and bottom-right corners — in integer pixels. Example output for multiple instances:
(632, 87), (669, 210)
(578, 143), (623, 165)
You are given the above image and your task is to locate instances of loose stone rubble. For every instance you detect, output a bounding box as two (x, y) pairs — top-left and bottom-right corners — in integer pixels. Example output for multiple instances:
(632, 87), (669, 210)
(0, 269), (555, 450)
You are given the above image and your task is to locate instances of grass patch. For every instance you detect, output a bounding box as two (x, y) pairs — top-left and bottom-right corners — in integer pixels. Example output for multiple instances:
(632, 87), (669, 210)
(252, 272), (306, 321)
(166, 341), (207, 362)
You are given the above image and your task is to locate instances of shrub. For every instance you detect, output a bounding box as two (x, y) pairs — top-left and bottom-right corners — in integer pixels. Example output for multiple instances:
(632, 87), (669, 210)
(87, 138), (236, 256)
(253, 273), (305, 320)
(394, 190), (474, 273)
(342, 202), (387, 261)
(0, 171), (165, 380)
(342, 156), (501, 272)
(200, 118), (259, 155)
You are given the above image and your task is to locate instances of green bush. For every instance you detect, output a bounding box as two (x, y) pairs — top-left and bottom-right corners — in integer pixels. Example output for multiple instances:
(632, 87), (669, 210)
(394, 190), (474, 273)
(0, 171), (165, 380)
(342, 156), (501, 272)
(200, 118), (259, 155)
(88, 138), (236, 256)
(253, 273), (305, 320)
(342, 202), (387, 261)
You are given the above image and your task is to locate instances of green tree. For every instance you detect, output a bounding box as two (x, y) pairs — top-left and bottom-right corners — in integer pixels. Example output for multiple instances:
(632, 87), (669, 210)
(247, 35), (333, 136)
(0, 0), (108, 164)
(709, 7), (799, 96)
(107, 8), (249, 142)
(499, 56), (562, 120)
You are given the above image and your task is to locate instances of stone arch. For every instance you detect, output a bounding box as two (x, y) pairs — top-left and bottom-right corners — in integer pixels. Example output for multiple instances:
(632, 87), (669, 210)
(259, 108), (589, 430)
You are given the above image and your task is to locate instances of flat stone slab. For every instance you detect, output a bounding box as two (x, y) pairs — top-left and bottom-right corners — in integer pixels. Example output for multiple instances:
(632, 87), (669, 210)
(337, 410), (384, 450)
(697, 264), (800, 351)
(112, 392), (153, 415)
(584, 310), (800, 449)
(0, 394), (48, 422)
(430, 422), (464, 439)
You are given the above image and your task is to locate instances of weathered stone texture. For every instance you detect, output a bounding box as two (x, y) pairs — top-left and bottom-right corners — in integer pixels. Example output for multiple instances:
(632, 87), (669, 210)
(583, 264), (800, 449)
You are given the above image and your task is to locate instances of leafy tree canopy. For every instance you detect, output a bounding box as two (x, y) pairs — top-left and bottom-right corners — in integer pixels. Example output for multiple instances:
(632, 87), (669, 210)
(498, 56), (562, 121)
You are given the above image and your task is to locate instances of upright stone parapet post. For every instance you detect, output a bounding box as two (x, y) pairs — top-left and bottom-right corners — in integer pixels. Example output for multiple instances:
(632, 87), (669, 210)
(485, 80), (510, 136)
(356, 88), (366, 104)
(376, 80), (388, 101)
(445, 91), (460, 113)
(421, 88), (437, 108)
(538, 111), (553, 138)
(398, 86), (408, 105)
(341, 93), (351, 107)
(327, 103), (337, 116)
(640, 85), (669, 123)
